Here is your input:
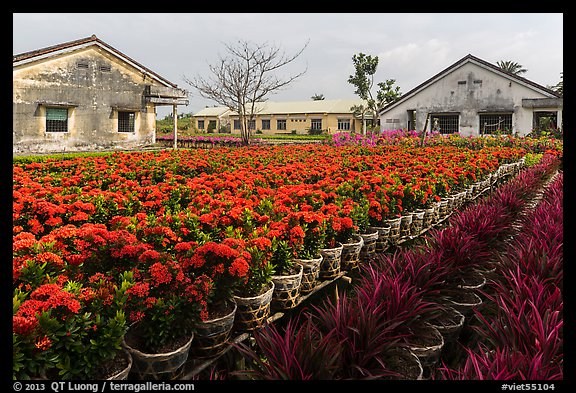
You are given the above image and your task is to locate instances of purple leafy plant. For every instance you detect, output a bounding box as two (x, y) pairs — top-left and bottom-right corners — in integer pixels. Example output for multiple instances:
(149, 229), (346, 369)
(309, 292), (409, 379)
(438, 344), (563, 380)
(232, 314), (342, 380)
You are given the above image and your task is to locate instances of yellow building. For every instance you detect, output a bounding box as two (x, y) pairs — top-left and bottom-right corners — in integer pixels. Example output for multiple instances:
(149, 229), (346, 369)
(193, 99), (375, 135)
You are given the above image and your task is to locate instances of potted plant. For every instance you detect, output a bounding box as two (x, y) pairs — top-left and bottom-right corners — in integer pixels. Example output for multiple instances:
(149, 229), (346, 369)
(13, 229), (136, 380)
(318, 214), (349, 280)
(269, 238), (303, 311)
(182, 238), (250, 358)
(13, 276), (133, 380)
(233, 236), (276, 332)
(122, 251), (209, 378)
(352, 197), (379, 264)
(293, 212), (327, 294)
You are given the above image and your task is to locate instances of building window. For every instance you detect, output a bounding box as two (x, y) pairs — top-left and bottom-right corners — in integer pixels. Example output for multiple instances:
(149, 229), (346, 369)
(248, 119), (256, 130)
(197, 120), (205, 129)
(407, 110), (416, 131)
(311, 118), (322, 130)
(277, 119), (287, 130)
(261, 119), (271, 130)
(479, 113), (513, 135)
(337, 118), (351, 131)
(233, 119), (241, 130)
(533, 111), (558, 132)
(118, 111), (135, 132)
(45, 107), (68, 133)
(431, 114), (459, 134)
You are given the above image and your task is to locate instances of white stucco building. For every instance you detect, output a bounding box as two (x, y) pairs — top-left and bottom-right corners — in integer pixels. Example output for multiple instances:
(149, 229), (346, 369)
(379, 54), (562, 136)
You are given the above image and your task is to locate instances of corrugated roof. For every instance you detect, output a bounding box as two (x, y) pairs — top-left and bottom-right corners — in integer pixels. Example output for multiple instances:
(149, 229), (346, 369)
(13, 34), (178, 88)
(194, 99), (367, 116)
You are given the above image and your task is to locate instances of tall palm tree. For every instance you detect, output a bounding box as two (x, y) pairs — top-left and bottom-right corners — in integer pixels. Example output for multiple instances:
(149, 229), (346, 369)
(496, 60), (528, 75)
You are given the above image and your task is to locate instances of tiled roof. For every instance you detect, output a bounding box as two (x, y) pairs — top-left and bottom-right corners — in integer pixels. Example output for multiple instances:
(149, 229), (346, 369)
(13, 34), (178, 88)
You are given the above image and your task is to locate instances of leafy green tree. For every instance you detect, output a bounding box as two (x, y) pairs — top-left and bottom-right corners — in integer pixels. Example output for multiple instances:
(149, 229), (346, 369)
(348, 53), (401, 134)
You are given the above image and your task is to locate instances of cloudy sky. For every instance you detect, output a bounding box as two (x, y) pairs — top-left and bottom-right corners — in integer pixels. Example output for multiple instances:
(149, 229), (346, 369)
(13, 13), (563, 118)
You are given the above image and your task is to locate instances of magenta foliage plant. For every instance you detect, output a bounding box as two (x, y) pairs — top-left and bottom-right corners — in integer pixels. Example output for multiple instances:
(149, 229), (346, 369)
(441, 165), (563, 380)
(309, 291), (409, 379)
(232, 314), (342, 380)
(438, 344), (563, 380)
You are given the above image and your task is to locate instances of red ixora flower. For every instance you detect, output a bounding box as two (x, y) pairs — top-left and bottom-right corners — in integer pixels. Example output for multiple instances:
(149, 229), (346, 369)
(16, 284), (82, 324)
(149, 262), (172, 286)
(126, 282), (150, 298)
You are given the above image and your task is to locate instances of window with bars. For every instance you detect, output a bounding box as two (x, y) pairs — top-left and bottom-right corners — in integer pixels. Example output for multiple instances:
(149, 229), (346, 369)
(233, 119), (241, 130)
(261, 119), (271, 130)
(337, 118), (351, 131)
(430, 114), (459, 134)
(118, 111), (135, 132)
(479, 113), (513, 135)
(197, 120), (205, 129)
(277, 119), (287, 130)
(45, 107), (68, 133)
(311, 118), (322, 130)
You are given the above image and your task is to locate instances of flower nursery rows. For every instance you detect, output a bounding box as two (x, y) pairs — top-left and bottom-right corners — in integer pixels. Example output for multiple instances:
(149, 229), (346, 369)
(12, 133), (563, 380)
(228, 152), (563, 380)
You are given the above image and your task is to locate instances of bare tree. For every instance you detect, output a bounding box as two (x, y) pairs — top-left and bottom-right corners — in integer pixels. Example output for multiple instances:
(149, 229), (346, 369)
(185, 39), (309, 145)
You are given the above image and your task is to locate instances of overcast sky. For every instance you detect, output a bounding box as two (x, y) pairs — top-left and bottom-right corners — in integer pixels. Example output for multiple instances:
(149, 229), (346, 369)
(13, 13), (563, 118)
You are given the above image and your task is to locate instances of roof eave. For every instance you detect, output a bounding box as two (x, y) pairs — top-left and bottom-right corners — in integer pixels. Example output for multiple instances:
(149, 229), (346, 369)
(379, 54), (561, 116)
(13, 35), (178, 89)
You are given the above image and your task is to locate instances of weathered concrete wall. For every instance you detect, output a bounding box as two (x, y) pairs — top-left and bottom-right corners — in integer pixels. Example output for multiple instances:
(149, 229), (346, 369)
(13, 46), (159, 154)
(380, 62), (557, 136)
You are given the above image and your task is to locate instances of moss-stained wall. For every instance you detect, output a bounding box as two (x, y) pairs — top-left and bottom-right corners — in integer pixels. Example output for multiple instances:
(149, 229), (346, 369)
(13, 46), (159, 154)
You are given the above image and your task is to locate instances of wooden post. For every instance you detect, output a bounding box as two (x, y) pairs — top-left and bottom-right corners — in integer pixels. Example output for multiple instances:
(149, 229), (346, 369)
(173, 104), (178, 149)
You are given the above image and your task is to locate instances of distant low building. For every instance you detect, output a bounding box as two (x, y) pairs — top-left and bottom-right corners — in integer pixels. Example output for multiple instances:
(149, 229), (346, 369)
(379, 54), (562, 136)
(13, 35), (188, 154)
(193, 99), (371, 135)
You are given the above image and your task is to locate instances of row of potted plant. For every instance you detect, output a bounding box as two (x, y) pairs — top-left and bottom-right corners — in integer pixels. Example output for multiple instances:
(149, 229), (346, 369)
(330, 130), (564, 157)
(156, 134), (264, 148)
(228, 152), (561, 380)
(439, 169), (563, 380)
(12, 140), (559, 379)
